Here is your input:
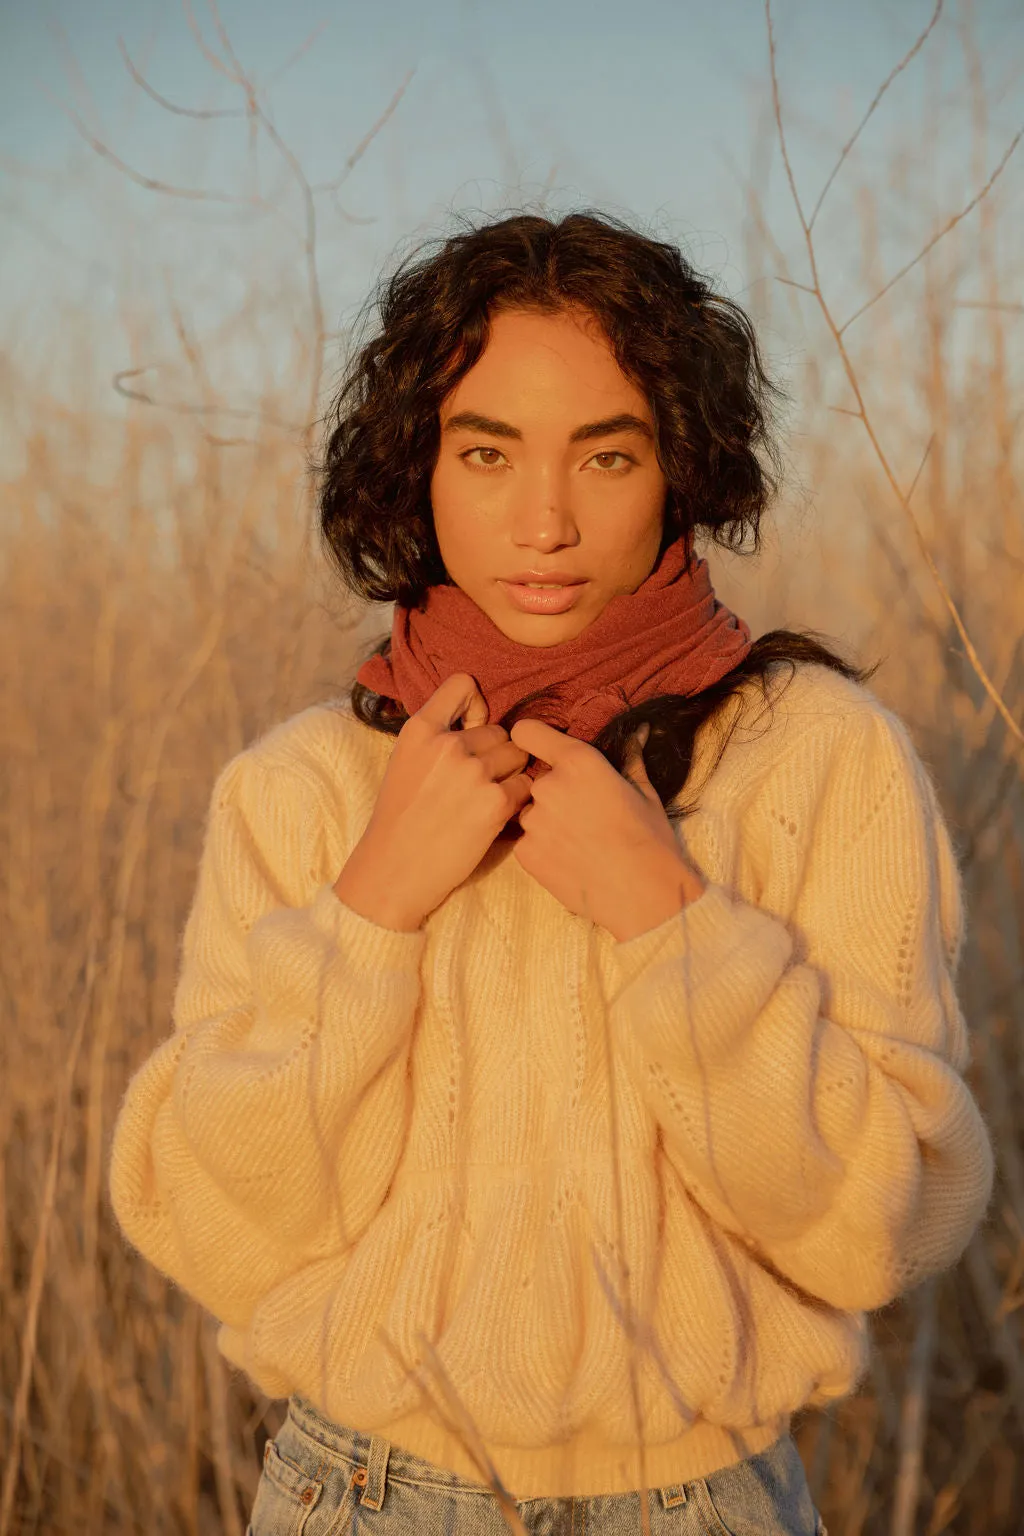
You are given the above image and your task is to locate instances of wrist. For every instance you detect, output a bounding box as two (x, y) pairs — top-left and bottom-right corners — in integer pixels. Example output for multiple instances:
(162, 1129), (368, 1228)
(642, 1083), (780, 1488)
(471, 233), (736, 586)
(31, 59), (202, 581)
(607, 851), (706, 944)
(333, 846), (425, 933)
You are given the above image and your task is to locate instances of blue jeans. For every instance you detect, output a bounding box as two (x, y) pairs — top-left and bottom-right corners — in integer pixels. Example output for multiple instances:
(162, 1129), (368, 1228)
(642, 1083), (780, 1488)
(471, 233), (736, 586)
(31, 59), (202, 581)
(246, 1393), (828, 1536)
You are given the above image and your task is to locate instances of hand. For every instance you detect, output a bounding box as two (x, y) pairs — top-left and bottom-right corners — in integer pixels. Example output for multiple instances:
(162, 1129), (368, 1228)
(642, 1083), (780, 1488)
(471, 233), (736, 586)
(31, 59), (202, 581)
(508, 719), (706, 941)
(337, 674), (531, 929)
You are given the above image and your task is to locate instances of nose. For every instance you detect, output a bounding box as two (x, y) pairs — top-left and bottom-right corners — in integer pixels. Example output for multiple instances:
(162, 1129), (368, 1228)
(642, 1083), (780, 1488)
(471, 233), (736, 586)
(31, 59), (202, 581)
(509, 469), (580, 550)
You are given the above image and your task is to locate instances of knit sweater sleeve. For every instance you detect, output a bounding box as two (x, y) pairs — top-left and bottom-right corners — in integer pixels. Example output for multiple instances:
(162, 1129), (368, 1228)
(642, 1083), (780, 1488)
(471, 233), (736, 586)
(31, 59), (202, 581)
(606, 705), (995, 1313)
(107, 742), (426, 1328)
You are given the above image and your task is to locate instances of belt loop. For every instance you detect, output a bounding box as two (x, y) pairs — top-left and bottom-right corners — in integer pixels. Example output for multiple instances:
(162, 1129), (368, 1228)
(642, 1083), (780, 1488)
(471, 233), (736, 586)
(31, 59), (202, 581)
(357, 1433), (391, 1511)
(659, 1483), (689, 1508)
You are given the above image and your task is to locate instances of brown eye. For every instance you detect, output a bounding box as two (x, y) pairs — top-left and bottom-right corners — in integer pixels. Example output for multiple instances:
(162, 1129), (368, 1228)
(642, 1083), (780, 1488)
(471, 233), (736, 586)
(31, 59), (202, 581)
(462, 447), (505, 468)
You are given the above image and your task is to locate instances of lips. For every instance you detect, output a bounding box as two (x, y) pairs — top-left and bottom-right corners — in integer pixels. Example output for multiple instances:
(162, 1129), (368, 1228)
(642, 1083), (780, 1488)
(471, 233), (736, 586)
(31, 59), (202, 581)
(500, 580), (587, 614)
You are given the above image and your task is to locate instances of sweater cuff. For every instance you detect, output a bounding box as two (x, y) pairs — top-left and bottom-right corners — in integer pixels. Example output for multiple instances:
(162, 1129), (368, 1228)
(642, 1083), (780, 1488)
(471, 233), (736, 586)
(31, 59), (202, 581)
(307, 882), (428, 967)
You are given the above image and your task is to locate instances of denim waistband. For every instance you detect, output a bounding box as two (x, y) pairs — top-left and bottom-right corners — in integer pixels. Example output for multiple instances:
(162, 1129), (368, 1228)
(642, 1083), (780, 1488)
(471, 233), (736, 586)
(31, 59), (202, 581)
(281, 1391), (804, 1514)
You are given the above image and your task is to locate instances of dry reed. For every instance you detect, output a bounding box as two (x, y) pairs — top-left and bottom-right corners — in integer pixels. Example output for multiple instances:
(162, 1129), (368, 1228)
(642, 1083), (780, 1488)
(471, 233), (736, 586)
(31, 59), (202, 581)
(1, 3), (1022, 1532)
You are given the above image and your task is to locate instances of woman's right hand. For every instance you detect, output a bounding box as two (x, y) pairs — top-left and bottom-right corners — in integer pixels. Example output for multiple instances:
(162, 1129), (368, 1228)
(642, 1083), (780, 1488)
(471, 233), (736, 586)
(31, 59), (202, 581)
(335, 673), (532, 929)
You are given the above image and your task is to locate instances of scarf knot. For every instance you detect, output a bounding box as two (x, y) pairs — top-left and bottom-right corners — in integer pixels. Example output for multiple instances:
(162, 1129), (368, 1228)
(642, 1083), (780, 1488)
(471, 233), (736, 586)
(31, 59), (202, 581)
(565, 683), (633, 743)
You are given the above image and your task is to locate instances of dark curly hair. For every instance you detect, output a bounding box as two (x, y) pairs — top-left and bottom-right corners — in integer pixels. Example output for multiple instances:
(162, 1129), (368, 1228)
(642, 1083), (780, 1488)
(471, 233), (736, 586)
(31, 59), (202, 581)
(317, 207), (880, 820)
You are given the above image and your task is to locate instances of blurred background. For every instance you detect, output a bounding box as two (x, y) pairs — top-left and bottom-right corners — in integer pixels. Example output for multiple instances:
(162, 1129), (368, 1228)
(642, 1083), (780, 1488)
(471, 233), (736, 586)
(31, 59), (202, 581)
(1, 1), (1022, 1531)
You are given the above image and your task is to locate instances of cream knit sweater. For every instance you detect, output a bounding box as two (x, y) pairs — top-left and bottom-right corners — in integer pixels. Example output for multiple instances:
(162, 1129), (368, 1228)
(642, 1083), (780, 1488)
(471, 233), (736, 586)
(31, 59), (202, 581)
(108, 660), (994, 1498)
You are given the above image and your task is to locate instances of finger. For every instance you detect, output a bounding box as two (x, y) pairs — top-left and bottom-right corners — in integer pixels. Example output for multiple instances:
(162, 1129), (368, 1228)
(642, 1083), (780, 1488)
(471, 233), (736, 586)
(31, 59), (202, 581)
(622, 723), (650, 762)
(419, 672), (488, 732)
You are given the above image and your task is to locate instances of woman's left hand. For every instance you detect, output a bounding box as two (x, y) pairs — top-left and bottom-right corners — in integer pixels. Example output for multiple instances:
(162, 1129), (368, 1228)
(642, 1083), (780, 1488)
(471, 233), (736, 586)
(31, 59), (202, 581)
(508, 719), (705, 941)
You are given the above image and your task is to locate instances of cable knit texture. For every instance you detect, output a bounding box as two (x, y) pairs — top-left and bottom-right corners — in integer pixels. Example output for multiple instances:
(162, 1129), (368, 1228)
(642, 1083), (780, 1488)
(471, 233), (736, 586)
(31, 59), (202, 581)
(107, 660), (994, 1498)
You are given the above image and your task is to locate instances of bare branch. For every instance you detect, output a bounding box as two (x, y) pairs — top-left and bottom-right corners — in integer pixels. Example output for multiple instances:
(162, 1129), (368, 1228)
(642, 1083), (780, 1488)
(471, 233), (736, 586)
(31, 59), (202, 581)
(374, 1324), (530, 1536)
(113, 367), (300, 432)
(764, 0), (811, 235)
(205, 0), (251, 86)
(117, 37), (246, 120)
(47, 16), (105, 128)
(866, 507), (948, 654)
(262, 20), (330, 91)
(827, 404), (863, 418)
(181, 0), (243, 86)
(838, 125), (1023, 336)
(60, 98), (259, 205)
(904, 432), (935, 504)
(177, 0), (323, 449)
(774, 276), (818, 295)
(808, 0), (944, 234)
(890, 1275), (940, 1536)
(961, 746), (1024, 861)
(764, 0), (1024, 751)
(163, 273), (215, 410)
(332, 198), (379, 226)
(717, 134), (812, 334)
(954, 298), (1024, 313)
(312, 66), (417, 194)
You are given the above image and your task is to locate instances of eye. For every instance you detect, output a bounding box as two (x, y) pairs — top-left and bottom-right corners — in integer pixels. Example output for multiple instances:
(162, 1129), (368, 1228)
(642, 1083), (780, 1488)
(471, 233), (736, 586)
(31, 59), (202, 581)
(589, 451), (633, 472)
(460, 447), (635, 472)
(460, 446), (507, 470)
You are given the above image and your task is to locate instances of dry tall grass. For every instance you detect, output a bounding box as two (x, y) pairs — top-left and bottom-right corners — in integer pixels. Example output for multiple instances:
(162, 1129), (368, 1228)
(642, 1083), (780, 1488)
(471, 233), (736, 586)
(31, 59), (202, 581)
(2, 5), (1022, 1533)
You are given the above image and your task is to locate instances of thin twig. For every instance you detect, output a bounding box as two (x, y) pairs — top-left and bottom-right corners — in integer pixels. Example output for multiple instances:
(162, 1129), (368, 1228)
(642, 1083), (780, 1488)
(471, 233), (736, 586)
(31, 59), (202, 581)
(904, 432), (936, 504)
(838, 126), (1023, 336)
(181, 0), (242, 86)
(60, 99), (259, 205)
(311, 66), (417, 195)
(808, 0), (945, 234)
(112, 368), (300, 432)
(961, 750), (1022, 862)
(953, 299), (1024, 313)
(202, 1325), (244, 1536)
(925, 1395), (1013, 1536)
(764, 0), (1024, 750)
(262, 21), (330, 91)
(204, 0), (251, 86)
(0, 943), (96, 1536)
(374, 1325), (530, 1536)
(117, 37), (246, 119)
(890, 1276), (939, 1536)
(201, 0), (410, 444)
(963, 1234), (1024, 1442)
(197, 0), (321, 445)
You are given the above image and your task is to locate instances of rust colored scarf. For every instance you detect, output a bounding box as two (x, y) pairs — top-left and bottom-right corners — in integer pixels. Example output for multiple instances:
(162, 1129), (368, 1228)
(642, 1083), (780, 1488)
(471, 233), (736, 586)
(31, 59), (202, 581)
(356, 531), (753, 773)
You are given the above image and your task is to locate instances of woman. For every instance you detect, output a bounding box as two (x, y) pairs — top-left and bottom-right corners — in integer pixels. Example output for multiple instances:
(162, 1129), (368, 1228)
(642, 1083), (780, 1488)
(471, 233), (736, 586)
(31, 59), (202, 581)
(108, 210), (994, 1536)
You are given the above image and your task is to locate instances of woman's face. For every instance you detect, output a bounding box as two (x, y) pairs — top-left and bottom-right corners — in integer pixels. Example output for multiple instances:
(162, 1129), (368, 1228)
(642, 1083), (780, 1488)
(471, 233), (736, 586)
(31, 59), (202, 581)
(430, 306), (669, 647)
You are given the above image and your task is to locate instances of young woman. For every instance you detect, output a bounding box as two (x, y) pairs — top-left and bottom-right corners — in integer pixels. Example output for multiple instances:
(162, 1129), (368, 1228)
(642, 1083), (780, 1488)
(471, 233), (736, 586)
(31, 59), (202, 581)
(109, 210), (994, 1536)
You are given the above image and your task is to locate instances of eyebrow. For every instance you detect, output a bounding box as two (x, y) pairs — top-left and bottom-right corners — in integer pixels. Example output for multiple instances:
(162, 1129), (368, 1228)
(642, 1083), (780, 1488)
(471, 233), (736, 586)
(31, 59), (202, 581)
(441, 410), (654, 444)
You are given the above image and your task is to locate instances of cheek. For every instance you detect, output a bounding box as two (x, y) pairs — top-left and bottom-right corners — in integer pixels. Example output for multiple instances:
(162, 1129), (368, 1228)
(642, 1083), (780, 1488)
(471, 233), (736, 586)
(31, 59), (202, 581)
(430, 459), (478, 524)
(428, 467), (460, 546)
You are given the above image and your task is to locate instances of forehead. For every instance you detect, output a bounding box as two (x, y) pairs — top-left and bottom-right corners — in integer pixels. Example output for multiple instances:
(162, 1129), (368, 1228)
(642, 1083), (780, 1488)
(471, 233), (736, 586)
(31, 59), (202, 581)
(446, 306), (649, 414)
(483, 304), (613, 354)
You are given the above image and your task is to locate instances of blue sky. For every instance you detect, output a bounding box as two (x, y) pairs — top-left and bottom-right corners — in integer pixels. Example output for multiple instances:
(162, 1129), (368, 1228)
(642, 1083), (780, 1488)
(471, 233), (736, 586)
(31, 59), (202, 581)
(1, 0), (1021, 416)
